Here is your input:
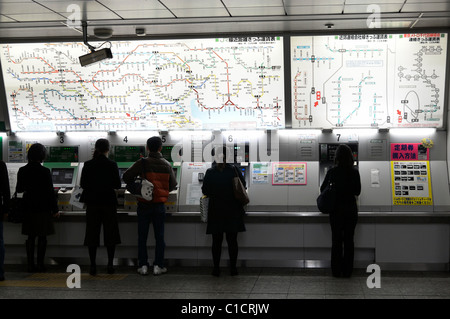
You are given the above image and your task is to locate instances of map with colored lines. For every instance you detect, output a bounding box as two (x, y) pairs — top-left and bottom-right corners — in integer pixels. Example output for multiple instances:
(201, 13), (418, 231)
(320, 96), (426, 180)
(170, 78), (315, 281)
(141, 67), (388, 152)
(0, 37), (284, 132)
(291, 33), (447, 129)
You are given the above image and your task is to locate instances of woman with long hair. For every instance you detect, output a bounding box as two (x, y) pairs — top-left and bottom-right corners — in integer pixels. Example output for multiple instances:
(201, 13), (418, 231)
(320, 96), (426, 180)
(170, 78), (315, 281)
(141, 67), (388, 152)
(320, 144), (361, 278)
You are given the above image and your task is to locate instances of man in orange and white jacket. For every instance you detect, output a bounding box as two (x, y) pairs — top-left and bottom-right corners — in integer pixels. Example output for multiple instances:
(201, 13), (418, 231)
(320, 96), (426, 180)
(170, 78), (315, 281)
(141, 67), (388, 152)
(123, 136), (177, 276)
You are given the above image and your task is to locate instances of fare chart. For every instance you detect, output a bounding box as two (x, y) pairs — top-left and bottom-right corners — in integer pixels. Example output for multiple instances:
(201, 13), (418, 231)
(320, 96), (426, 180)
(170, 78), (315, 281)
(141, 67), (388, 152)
(1, 37), (284, 132)
(291, 33), (447, 129)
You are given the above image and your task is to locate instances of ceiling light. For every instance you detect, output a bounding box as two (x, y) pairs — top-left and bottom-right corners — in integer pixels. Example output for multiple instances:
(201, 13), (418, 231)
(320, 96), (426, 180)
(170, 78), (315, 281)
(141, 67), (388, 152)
(94, 28), (113, 39)
(136, 28), (146, 36)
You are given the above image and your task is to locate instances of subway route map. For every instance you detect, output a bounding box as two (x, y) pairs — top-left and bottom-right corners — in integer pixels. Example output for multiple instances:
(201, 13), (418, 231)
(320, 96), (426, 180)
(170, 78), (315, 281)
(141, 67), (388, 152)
(1, 37), (284, 132)
(291, 33), (447, 129)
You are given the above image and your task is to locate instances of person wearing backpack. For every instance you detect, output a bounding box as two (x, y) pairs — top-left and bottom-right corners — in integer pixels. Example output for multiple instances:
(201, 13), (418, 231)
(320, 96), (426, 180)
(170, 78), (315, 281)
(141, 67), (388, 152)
(320, 144), (361, 278)
(123, 136), (177, 276)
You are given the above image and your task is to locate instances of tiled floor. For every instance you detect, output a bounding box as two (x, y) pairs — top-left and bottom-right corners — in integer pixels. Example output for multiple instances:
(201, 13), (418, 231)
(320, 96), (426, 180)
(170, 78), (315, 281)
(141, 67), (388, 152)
(1, 265), (450, 300)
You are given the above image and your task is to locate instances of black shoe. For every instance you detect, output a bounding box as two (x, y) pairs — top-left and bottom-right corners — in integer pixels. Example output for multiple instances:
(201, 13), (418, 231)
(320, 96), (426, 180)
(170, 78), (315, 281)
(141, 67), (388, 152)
(107, 266), (115, 275)
(212, 267), (220, 277)
(89, 265), (97, 276)
(230, 267), (238, 276)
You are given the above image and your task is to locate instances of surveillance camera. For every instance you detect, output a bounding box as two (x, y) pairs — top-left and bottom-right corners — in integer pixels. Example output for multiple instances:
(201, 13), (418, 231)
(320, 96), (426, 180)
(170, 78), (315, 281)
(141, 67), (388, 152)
(325, 23), (334, 29)
(79, 48), (113, 67)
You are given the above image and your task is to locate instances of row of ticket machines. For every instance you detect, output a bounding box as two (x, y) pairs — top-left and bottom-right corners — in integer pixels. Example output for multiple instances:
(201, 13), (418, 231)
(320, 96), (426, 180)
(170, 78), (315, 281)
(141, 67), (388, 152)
(5, 141), (359, 214)
(6, 132), (445, 214)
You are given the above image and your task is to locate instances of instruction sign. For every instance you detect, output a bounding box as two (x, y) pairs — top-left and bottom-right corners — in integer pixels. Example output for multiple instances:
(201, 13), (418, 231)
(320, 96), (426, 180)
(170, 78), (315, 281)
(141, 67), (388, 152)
(391, 161), (432, 205)
(272, 162), (307, 185)
(390, 143), (429, 161)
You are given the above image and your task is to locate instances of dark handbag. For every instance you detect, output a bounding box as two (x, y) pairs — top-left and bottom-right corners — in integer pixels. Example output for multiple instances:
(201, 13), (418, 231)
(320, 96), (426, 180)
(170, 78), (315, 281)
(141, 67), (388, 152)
(317, 180), (337, 214)
(8, 192), (26, 223)
(232, 166), (249, 206)
(126, 158), (154, 201)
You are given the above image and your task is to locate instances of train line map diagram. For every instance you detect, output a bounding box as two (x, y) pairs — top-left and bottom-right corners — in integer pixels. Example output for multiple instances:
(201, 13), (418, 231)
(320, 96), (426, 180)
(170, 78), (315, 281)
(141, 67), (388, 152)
(291, 33), (447, 129)
(1, 37), (284, 132)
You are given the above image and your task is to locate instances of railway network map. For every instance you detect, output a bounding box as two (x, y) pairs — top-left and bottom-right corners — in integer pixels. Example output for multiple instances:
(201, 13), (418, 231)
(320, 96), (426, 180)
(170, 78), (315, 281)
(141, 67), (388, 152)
(291, 33), (447, 129)
(1, 37), (284, 132)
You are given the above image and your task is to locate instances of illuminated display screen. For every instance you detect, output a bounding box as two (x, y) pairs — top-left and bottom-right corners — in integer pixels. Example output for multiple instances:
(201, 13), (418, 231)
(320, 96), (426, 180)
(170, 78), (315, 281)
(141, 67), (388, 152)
(1, 37), (285, 132)
(112, 145), (145, 162)
(291, 33), (447, 129)
(46, 146), (79, 162)
(161, 145), (174, 162)
(118, 167), (128, 186)
(51, 168), (74, 185)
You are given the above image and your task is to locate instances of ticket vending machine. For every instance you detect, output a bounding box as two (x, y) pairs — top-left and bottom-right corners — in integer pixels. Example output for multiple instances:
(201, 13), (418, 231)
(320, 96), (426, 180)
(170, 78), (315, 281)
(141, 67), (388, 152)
(160, 145), (180, 213)
(43, 146), (80, 211)
(319, 142), (359, 186)
(111, 145), (146, 212)
(44, 163), (79, 211)
(117, 163), (135, 211)
(5, 162), (27, 198)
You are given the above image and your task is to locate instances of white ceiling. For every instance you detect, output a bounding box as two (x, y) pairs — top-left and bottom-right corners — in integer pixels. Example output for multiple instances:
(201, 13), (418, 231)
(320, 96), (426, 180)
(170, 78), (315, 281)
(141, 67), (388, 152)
(0, 0), (449, 40)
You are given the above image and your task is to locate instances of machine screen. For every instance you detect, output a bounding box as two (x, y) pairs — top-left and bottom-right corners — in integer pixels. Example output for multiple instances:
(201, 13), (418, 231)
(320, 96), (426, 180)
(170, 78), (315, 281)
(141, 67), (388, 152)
(162, 146), (174, 162)
(118, 168), (129, 187)
(51, 168), (74, 185)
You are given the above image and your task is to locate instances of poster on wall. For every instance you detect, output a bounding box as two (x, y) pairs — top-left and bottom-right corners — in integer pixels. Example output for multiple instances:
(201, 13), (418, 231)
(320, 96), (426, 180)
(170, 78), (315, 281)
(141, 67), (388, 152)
(390, 143), (429, 161)
(251, 162), (270, 184)
(1, 37), (284, 132)
(291, 33), (447, 129)
(391, 161), (433, 205)
(272, 162), (307, 185)
(8, 140), (24, 162)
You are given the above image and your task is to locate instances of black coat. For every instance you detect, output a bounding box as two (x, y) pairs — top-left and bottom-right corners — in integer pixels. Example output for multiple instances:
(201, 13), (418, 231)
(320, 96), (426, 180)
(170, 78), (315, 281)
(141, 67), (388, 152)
(16, 161), (58, 236)
(202, 164), (246, 234)
(0, 161), (10, 217)
(80, 154), (121, 205)
(320, 166), (361, 214)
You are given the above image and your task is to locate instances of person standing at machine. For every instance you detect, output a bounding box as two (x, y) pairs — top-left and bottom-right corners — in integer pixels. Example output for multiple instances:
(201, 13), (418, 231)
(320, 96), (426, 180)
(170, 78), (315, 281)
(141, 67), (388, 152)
(16, 143), (60, 273)
(80, 138), (122, 275)
(0, 160), (10, 281)
(123, 136), (177, 276)
(201, 146), (246, 277)
(320, 144), (361, 278)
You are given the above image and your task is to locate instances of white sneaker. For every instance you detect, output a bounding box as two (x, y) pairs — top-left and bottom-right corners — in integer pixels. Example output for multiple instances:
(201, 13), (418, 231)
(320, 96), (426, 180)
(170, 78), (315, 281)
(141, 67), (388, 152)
(137, 265), (149, 275)
(153, 265), (167, 276)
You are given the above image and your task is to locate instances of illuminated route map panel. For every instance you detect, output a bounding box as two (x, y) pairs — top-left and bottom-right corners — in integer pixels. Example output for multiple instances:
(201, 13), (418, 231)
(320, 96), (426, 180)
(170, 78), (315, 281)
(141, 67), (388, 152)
(1, 36), (284, 132)
(291, 33), (447, 129)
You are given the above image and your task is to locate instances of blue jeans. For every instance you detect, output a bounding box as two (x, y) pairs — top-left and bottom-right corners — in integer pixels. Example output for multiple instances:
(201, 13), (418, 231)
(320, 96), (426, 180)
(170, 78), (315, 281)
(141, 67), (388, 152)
(0, 221), (4, 277)
(137, 202), (166, 268)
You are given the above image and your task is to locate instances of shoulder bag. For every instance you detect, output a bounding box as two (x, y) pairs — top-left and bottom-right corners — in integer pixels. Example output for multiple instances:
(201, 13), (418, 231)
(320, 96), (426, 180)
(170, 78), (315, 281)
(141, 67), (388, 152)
(126, 158), (154, 201)
(232, 166), (249, 206)
(316, 178), (337, 214)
